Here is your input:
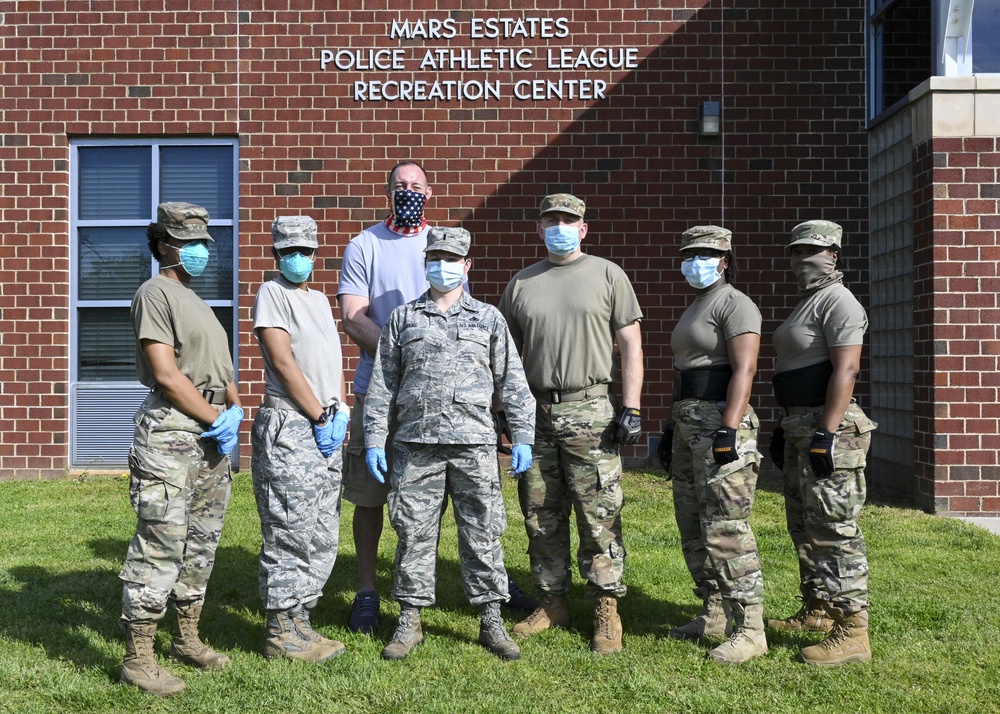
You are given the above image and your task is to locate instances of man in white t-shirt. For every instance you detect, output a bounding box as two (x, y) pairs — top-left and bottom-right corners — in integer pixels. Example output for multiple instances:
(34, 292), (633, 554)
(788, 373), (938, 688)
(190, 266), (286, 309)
(337, 162), (435, 634)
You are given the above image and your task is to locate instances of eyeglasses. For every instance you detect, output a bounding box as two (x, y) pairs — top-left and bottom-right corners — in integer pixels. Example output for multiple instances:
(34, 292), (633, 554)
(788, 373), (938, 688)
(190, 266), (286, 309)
(680, 250), (723, 261)
(277, 247), (316, 258)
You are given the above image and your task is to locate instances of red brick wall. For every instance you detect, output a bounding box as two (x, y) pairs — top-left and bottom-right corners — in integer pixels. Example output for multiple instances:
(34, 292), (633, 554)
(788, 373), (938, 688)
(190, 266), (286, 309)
(914, 136), (1000, 515)
(0, 1), (869, 479)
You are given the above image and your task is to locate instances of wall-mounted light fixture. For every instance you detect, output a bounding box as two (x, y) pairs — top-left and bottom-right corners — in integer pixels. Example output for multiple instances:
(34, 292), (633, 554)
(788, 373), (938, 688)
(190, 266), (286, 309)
(698, 101), (721, 137)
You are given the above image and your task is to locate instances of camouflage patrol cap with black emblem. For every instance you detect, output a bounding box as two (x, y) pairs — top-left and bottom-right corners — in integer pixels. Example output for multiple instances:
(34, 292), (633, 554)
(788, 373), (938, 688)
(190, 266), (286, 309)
(788, 220), (842, 251)
(424, 226), (471, 257)
(271, 215), (319, 250)
(156, 202), (213, 242)
(680, 225), (732, 253)
(539, 193), (586, 219)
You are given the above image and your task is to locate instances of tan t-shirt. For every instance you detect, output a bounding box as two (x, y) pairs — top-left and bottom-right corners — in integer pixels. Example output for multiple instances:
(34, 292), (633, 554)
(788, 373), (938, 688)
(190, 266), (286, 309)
(131, 274), (234, 391)
(773, 283), (868, 374)
(498, 253), (642, 393)
(671, 284), (761, 371)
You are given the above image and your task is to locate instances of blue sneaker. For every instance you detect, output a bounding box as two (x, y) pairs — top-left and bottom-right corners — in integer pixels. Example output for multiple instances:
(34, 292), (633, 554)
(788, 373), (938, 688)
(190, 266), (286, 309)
(348, 590), (380, 634)
(505, 577), (540, 613)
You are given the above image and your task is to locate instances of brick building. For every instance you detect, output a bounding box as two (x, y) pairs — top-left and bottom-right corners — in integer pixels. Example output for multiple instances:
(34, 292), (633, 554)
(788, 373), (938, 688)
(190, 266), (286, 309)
(2, 1), (999, 516)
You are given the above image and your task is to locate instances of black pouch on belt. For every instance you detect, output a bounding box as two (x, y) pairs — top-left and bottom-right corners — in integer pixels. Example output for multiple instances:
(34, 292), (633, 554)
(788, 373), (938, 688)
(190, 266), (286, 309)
(772, 360), (833, 408)
(677, 366), (733, 402)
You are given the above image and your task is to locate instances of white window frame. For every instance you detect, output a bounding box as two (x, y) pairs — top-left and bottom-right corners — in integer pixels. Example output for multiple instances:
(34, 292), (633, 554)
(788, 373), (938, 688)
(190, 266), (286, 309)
(68, 137), (240, 468)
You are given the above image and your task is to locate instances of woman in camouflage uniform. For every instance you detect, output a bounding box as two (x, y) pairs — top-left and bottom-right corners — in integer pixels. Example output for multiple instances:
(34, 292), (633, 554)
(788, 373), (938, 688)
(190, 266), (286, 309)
(766, 220), (877, 666)
(660, 225), (767, 664)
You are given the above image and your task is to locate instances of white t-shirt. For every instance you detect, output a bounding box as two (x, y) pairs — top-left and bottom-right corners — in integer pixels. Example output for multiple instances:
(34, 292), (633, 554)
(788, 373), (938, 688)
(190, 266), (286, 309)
(253, 276), (344, 408)
(337, 221), (430, 394)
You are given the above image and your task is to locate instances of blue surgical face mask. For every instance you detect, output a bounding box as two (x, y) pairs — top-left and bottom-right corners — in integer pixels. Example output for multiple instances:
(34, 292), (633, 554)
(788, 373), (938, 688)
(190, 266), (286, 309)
(680, 257), (722, 289)
(279, 252), (314, 284)
(544, 224), (580, 255)
(425, 259), (465, 292)
(162, 240), (210, 277)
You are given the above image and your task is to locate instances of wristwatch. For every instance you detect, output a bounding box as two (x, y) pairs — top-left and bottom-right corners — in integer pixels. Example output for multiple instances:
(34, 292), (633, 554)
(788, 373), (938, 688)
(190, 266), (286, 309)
(311, 412), (329, 426)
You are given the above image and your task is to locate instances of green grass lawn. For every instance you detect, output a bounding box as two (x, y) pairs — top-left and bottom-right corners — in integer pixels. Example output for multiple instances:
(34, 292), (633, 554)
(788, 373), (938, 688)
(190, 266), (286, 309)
(1, 469), (999, 714)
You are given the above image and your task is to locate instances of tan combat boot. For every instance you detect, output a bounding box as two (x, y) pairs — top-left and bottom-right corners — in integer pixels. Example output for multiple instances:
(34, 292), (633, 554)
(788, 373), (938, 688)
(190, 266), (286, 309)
(512, 593), (571, 638)
(382, 606), (423, 660)
(264, 608), (345, 662)
(479, 602), (521, 660)
(767, 596), (835, 633)
(800, 609), (871, 666)
(669, 590), (730, 640)
(708, 602), (768, 664)
(591, 594), (623, 654)
(169, 599), (231, 670)
(296, 603), (348, 654)
(120, 620), (186, 697)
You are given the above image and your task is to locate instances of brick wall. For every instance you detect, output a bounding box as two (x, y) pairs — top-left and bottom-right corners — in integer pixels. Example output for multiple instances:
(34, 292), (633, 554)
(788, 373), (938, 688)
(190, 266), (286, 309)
(0, 1), (869, 479)
(914, 136), (1000, 515)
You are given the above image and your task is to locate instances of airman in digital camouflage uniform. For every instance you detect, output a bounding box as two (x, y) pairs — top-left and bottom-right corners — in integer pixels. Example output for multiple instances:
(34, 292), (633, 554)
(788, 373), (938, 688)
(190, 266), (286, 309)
(767, 220), (878, 666)
(251, 216), (350, 662)
(660, 226), (767, 664)
(498, 193), (644, 654)
(364, 226), (535, 661)
(120, 202), (243, 697)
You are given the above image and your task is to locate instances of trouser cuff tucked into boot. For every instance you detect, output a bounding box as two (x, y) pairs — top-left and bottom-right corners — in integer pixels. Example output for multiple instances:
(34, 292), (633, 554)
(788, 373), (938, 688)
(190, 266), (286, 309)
(479, 602), (520, 660)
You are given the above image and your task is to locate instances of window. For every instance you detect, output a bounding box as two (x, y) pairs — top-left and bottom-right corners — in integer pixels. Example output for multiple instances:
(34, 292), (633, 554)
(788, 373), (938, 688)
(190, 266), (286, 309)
(868, 0), (932, 119)
(972, 0), (1000, 73)
(69, 139), (239, 467)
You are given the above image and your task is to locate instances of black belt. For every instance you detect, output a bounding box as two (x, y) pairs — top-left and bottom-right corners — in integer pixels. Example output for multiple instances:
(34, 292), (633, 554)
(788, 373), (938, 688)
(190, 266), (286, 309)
(262, 393), (340, 418)
(152, 387), (227, 406)
(772, 360), (833, 408)
(532, 384), (609, 404)
(677, 366), (732, 402)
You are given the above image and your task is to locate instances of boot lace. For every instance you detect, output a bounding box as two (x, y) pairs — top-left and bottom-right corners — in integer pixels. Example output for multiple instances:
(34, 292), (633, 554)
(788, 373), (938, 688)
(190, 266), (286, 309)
(595, 598), (613, 639)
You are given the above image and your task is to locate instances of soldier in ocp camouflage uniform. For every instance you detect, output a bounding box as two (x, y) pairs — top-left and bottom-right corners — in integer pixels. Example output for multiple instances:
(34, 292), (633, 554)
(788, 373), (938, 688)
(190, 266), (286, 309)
(119, 202), (244, 697)
(659, 226), (767, 664)
(251, 216), (350, 663)
(498, 193), (644, 655)
(767, 220), (878, 667)
(364, 227), (535, 661)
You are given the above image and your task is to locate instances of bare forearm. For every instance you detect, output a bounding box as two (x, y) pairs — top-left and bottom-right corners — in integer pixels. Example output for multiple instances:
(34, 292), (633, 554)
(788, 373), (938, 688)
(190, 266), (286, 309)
(721, 369), (753, 429)
(819, 370), (856, 432)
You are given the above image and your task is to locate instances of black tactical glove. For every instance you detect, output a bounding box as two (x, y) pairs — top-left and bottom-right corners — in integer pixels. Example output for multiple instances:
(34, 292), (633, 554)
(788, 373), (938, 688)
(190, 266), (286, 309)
(769, 426), (786, 470)
(657, 426), (674, 476)
(808, 428), (836, 478)
(711, 427), (739, 465)
(612, 407), (642, 445)
(492, 410), (512, 455)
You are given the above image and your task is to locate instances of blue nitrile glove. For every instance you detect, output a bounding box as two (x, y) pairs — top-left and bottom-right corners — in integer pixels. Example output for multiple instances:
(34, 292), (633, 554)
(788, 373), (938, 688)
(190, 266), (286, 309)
(331, 410), (349, 450)
(313, 419), (336, 458)
(200, 404), (244, 455)
(510, 444), (533, 476)
(366, 447), (388, 483)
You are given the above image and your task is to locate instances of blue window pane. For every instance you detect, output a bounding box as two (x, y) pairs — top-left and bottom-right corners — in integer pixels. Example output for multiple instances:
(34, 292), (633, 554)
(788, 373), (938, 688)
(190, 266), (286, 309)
(212, 306), (235, 358)
(160, 146), (234, 219)
(78, 226), (151, 300)
(973, 0), (1000, 73)
(78, 147), (152, 220)
(78, 307), (136, 381)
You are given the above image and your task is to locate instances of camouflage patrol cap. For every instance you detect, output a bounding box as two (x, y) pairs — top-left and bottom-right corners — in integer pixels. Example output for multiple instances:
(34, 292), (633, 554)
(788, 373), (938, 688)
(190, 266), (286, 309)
(680, 225), (732, 253)
(157, 202), (213, 242)
(271, 215), (319, 250)
(788, 220), (842, 250)
(424, 226), (471, 257)
(539, 193), (585, 219)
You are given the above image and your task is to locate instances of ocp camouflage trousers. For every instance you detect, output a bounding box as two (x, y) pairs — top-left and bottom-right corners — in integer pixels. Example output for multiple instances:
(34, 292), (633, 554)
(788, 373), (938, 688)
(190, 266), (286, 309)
(518, 396), (626, 599)
(671, 398), (764, 605)
(120, 395), (231, 622)
(251, 407), (343, 611)
(387, 441), (507, 608)
(780, 401), (877, 614)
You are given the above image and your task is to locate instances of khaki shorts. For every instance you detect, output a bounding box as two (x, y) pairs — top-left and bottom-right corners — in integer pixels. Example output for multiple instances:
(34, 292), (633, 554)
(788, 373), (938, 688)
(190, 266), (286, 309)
(343, 392), (393, 507)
